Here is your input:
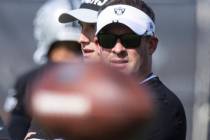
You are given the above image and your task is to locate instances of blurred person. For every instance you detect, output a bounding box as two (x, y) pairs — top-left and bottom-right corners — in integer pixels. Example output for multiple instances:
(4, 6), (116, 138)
(95, 0), (187, 140)
(59, 0), (110, 62)
(4, 0), (82, 139)
(0, 117), (10, 139)
(1, 89), (10, 139)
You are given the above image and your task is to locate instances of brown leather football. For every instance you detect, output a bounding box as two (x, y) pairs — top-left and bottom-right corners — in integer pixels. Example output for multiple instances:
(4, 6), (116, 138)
(26, 62), (154, 140)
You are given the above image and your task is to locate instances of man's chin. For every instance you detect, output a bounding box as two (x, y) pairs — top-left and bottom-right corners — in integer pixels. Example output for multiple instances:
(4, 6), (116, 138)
(111, 65), (130, 74)
(83, 56), (101, 63)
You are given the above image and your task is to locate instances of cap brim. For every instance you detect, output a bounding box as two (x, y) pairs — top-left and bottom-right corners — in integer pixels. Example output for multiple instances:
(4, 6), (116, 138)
(59, 8), (98, 23)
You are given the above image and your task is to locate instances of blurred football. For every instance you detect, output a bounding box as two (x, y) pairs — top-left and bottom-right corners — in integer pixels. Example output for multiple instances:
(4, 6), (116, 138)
(26, 62), (154, 140)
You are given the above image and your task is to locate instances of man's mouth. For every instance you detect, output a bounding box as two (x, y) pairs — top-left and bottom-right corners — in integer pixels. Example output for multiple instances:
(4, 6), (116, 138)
(83, 49), (94, 54)
(110, 59), (128, 69)
(83, 49), (95, 58)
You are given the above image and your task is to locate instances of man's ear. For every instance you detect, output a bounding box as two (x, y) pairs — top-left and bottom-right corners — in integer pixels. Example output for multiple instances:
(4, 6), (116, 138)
(148, 36), (158, 55)
(94, 36), (99, 45)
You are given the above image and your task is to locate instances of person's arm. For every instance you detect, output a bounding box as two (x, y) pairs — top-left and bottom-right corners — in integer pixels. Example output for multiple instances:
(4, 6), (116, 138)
(8, 113), (31, 140)
(7, 73), (32, 140)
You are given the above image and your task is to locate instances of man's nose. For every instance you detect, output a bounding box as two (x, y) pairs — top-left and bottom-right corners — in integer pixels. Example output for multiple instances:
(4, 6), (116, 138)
(112, 39), (126, 54)
(79, 33), (90, 43)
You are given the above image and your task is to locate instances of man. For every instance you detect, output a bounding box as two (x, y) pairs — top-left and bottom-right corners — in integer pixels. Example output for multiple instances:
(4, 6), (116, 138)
(59, 0), (186, 139)
(4, 0), (82, 139)
(59, 0), (109, 62)
(95, 0), (186, 140)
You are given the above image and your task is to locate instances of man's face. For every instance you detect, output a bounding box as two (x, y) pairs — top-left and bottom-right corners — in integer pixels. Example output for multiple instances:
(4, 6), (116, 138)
(79, 22), (100, 62)
(48, 41), (82, 63)
(97, 24), (155, 76)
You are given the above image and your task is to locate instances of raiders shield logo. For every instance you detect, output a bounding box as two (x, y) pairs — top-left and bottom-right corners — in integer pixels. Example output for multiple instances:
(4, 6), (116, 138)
(114, 7), (126, 15)
(114, 7), (125, 16)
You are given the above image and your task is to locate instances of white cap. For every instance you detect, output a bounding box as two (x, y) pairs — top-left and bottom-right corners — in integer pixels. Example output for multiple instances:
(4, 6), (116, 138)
(96, 4), (155, 36)
(33, 0), (81, 65)
(59, 0), (109, 23)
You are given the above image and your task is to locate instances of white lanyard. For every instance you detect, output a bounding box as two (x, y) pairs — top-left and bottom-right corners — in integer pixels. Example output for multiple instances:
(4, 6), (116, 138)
(139, 74), (157, 85)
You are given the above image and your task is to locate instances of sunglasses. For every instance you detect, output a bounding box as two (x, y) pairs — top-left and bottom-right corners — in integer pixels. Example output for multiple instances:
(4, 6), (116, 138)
(97, 33), (142, 49)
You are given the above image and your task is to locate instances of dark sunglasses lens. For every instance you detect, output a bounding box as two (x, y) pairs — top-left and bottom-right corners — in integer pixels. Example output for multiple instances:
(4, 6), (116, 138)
(121, 34), (141, 48)
(98, 34), (116, 49)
